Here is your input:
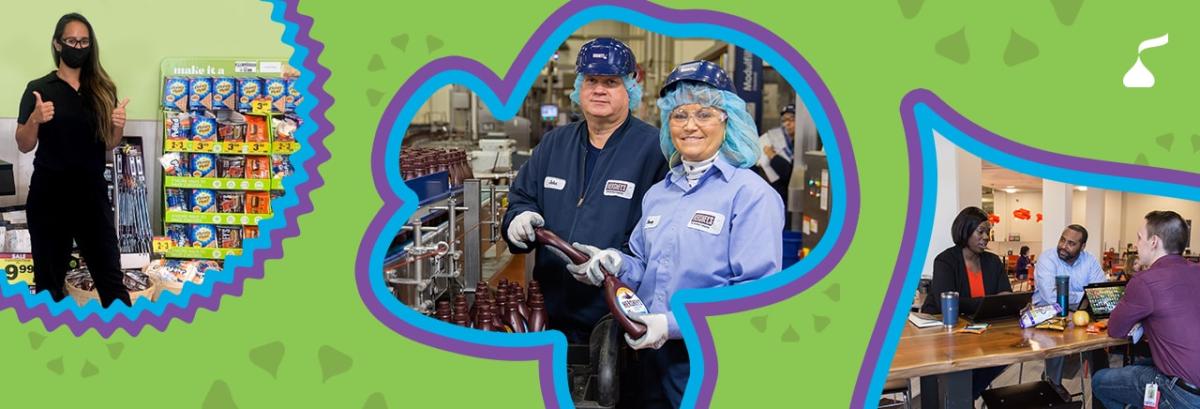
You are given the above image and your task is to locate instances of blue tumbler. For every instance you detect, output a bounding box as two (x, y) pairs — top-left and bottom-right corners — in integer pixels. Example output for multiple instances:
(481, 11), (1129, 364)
(1056, 275), (1070, 317)
(940, 291), (959, 328)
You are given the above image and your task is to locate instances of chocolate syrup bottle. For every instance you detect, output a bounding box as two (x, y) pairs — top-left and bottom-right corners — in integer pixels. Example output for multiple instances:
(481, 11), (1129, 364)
(513, 286), (530, 321)
(528, 294), (547, 332)
(532, 228), (647, 339)
(477, 311), (497, 332)
(505, 300), (526, 333)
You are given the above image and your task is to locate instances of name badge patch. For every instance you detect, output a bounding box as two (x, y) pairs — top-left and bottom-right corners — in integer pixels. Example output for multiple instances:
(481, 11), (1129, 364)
(687, 210), (725, 235)
(603, 180), (636, 199)
(544, 176), (566, 190)
(644, 215), (661, 229)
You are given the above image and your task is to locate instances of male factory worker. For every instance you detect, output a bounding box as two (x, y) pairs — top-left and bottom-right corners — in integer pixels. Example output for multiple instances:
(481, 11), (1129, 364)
(1093, 211), (1200, 408)
(502, 38), (667, 343)
(755, 104), (796, 201)
(1033, 225), (1109, 398)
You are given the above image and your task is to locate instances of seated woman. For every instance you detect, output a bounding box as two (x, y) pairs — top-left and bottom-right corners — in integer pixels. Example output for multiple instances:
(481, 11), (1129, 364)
(920, 206), (1012, 401)
(565, 60), (784, 409)
(1016, 245), (1031, 281)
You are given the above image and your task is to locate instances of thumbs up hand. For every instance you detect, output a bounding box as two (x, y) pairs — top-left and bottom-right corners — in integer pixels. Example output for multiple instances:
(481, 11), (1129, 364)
(112, 98), (129, 129)
(29, 91), (55, 124)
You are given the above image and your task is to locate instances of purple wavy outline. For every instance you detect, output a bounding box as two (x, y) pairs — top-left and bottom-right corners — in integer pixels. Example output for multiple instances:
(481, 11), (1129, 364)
(0, 0), (332, 338)
(354, 1), (861, 407)
(852, 88), (1200, 407)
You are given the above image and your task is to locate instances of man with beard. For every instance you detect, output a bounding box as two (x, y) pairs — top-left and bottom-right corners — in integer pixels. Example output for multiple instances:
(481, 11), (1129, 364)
(1034, 224), (1109, 396)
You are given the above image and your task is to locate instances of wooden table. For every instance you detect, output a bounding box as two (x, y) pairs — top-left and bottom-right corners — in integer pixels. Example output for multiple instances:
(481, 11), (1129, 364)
(888, 318), (1127, 408)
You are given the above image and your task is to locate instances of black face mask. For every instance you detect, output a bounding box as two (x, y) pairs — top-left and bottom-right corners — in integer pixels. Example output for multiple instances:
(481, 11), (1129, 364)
(57, 40), (91, 69)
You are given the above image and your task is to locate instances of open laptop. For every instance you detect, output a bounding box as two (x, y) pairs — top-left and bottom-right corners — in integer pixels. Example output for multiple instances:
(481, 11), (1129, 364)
(960, 292), (1033, 323)
(1077, 281), (1127, 319)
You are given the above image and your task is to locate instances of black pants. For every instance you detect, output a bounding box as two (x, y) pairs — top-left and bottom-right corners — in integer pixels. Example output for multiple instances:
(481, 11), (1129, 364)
(27, 171), (129, 307)
(626, 340), (689, 409)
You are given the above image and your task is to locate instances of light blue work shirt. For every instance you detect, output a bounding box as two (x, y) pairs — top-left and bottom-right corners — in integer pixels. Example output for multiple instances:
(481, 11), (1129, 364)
(1033, 249), (1107, 308)
(617, 155), (784, 339)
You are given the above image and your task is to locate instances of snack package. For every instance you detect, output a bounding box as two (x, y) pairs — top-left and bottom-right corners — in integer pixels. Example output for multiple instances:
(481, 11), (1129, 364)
(272, 115), (299, 142)
(272, 155), (293, 179)
(1036, 317), (1069, 331)
(264, 78), (288, 113)
(243, 225), (259, 239)
(191, 113), (217, 142)
(190, 153), (216, 178)
(166, 224), (190, 247)
(162, 76), (188, 111)
(212, 76), (237, 110)
(164, 112), (192, 140)
(245, 192), (270, 214)
(246, 156), (270, 179)
(188, 77), (213, 112)
(286, 77), (302, 112)
(217, 120), (246, 143)
(191, 189), (216, 213)
(165, 188), (188, 212)
(1020, 303), (1064, 328)
(190, 224), (216, 248)
(123, 269), (153, 292)
(65, 268), (95, 292)
(219, 156), (245, 179)
(217, 226), (242, 248)
(245, 115), (268, 142)
(218, 191), (244, 213)
(160, 152), (189, 177)
(237, 77), (263, 113)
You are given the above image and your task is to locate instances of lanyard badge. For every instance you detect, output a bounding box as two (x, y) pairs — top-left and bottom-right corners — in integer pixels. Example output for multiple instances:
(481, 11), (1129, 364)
(1143, 382), (1159, 409)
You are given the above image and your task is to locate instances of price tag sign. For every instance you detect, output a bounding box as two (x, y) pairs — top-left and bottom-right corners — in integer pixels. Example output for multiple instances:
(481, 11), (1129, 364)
(248, 142), (269, 154)
(222, 141), (244, 153)
(1, 254), (34, 285)
(152, 237), (173, 254)
(194, 140), (215, 152)
(251, 98), (272, 115)
(166, 140), (189, 151)
(273, 141), (300, 154)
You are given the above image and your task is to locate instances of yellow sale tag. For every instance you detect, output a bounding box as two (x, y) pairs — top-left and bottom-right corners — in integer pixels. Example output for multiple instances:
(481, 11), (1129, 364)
(223, 141), (244, 153)
(1, 255), (34, 285)
(152, 237), (173, 254)
(273, 141), (300, 153)
(194, 140), (214, 152)
(248, 142), (269, 154)
(166, 140), (188, 151)
(251, 98), (272, 115)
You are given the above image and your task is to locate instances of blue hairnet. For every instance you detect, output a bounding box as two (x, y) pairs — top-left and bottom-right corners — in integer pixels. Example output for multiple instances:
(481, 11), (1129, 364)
(569, 73), (642, 110)
(655, 82), (760, 168)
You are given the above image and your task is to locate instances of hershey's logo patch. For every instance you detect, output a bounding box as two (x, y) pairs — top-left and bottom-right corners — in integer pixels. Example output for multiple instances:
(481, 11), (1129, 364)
(603, 179), (635, 199)
(543, 176), (566, 190)
(687, 210), (725, 235)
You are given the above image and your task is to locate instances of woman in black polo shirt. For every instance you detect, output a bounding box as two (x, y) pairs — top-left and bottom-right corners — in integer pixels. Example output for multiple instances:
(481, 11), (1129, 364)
(14, 13), (130, 307)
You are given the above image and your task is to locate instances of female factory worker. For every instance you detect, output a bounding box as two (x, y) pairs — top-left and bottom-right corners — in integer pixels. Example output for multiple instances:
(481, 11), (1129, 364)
(567, 60), (784, 408)
(14, 13), (131, 307)
(503, 38), (668, 343)
(920, 206), (1011, 401)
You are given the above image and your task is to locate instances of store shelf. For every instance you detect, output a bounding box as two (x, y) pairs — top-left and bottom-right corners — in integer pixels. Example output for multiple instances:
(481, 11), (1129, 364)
(164, 211), (270, 226)
(165, 176), (271, 191)
(165, 247), (242, 259)
(164, 140), (272, 156)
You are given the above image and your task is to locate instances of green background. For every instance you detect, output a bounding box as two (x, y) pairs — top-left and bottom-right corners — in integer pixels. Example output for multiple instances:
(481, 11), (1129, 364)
(3, 0), (1198, 407)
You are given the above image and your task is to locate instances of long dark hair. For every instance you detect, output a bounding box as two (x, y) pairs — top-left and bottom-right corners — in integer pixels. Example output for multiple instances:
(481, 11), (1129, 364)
(52, 13), (118, 148)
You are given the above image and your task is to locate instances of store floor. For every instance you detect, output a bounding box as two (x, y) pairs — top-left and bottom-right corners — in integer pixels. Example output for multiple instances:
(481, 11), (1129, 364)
(889, 353), (1124, 409)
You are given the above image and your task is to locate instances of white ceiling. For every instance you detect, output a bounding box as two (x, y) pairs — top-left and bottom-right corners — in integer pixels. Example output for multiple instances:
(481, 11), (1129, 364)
(982, 161), (1044, 192)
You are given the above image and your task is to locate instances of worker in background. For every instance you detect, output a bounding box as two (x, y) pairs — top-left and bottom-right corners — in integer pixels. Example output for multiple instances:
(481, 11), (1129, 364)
(567, 60), (784, 408)
(1094, 211), (1200, 408)
(503, 38), (668, 344)
(1033, 225), (1108, 403)
(755, 104), (796, 201)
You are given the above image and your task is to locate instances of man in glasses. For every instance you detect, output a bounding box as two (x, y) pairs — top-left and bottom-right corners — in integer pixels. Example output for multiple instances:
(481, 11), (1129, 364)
(502, 38), (667, 343)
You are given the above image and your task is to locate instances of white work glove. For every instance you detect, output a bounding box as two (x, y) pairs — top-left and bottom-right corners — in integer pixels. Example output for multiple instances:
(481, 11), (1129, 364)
(624, 313), (669, 350)
(506, 211), (544, 249)
(565, 243), (621, 286)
